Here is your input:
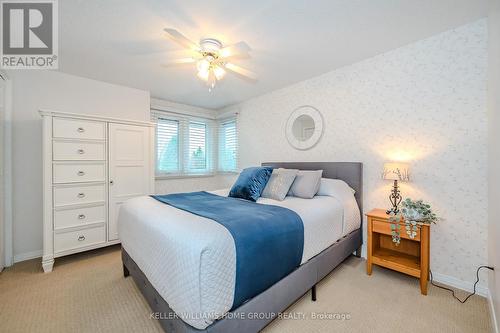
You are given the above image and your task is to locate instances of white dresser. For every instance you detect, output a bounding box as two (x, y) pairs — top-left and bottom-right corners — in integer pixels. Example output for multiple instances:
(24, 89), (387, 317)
(40, 110), (155, 272)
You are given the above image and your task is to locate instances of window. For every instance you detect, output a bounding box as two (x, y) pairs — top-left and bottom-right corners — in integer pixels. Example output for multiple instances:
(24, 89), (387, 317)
(218, 118), (238, 172)
(152, 110), (238, 177)
(152, 110), (215, 177)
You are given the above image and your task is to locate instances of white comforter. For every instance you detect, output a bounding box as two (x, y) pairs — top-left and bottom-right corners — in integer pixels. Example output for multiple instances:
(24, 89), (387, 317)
(118, 190), (360, 329)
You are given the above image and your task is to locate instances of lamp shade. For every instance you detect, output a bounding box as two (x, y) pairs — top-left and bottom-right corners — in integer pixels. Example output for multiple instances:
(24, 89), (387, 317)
(382, 162), (410, 181)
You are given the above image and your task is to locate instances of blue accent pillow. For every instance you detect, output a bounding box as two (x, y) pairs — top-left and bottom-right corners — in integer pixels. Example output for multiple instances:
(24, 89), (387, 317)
(229, 167), (273, 201)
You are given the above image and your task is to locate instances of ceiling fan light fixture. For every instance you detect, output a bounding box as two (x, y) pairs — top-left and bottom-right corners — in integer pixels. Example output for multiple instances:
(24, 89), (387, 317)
(196, 58), (211, 72)
(213, 65), (226, 80)
(197, 69), (210, 81)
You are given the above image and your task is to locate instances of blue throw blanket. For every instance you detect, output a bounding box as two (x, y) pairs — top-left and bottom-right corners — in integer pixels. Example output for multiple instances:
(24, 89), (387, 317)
(151, 191), (304, 309)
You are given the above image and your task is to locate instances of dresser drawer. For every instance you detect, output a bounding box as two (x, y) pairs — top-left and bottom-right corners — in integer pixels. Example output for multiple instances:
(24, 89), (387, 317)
(53, 141), (105, 161)
(54, 225), (106, 254)
(53, 117), (105, 140)
(372, 219), (421, 241)
(54, 184), (105, 207)
(53, 163), (105, 184)
(54, 205), (106, 230)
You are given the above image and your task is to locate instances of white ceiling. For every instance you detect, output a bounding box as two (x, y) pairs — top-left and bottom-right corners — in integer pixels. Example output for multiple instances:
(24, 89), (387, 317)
(59, 0), (488, 109)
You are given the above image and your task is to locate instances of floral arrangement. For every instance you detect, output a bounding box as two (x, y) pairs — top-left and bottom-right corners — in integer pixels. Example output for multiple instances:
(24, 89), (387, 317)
(388, 198), (438, 245)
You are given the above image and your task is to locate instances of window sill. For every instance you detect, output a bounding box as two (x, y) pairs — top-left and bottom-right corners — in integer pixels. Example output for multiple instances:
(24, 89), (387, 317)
(155, 171), (239, 180)
(156, 174), (216, 180)
(217, 171), (239, 176)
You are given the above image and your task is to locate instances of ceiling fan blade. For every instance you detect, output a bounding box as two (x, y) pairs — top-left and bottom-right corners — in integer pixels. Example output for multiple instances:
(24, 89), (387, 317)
(161, 58), (196, 67)
(111, 38), (170, 55)
(164, 28), (199, 50)
(225, 63), (257, 80)
(219, 41), (251, 58)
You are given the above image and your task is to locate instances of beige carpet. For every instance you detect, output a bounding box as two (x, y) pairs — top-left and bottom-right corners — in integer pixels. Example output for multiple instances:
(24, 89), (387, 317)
(0, 245), (492, 333)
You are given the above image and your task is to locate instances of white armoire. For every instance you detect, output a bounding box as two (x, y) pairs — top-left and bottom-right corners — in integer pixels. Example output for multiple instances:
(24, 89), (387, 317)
(40, 110), (155, 272)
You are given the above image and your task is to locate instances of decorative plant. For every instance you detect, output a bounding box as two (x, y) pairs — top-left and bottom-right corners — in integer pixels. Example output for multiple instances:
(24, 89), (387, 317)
(388, 198), (438, 245)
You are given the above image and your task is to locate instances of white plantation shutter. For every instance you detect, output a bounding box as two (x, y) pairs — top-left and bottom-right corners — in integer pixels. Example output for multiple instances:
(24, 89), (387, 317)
(152, 109), (215, 176)
(187, 122), (207, 170)
(218, 117), (238, 172)
(182, 119), (216, 174)
(154, 117), (180, 174)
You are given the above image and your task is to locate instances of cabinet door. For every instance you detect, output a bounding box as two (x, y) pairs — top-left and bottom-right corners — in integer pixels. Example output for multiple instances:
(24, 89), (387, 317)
(108, 123), (152, 241)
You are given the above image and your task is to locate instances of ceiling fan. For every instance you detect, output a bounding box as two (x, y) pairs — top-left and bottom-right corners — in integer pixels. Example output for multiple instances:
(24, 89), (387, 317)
(162, 28), (257, 91)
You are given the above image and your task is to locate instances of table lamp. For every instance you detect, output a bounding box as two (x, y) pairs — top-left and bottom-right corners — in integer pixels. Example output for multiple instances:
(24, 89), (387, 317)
(382, 162), (410, 214)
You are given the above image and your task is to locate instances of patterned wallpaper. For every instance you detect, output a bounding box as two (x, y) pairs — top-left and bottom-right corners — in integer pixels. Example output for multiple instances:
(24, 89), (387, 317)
(221, 19), (488, 286)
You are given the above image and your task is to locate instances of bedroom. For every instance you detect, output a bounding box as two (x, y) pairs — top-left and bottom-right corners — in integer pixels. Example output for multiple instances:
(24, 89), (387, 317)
(0, 0), (499, 332)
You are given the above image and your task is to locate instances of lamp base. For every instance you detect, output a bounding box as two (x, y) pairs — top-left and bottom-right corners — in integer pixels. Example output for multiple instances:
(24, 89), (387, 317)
(387, 180), (402, 215)
(386, 207), (400, 215)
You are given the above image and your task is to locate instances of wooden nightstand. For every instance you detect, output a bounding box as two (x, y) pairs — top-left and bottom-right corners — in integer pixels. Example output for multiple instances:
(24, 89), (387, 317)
(366, 209), (430, 295)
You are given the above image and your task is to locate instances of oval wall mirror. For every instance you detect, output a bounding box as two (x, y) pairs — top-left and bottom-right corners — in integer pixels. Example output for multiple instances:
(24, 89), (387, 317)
(285, 106), (324, 150)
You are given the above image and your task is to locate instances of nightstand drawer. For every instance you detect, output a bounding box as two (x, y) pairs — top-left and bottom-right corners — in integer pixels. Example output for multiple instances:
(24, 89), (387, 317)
(372, 219), (420, 241)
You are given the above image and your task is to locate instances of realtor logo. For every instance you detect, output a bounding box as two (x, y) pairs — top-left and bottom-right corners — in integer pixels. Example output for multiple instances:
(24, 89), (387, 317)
(1, 0), (58, 69)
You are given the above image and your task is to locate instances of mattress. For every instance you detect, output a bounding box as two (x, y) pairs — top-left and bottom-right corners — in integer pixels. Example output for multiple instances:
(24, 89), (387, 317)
(118, 190), (360, 330)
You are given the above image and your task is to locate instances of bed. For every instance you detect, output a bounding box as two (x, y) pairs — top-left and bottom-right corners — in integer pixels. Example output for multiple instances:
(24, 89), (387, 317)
(120, 162), (363, 333)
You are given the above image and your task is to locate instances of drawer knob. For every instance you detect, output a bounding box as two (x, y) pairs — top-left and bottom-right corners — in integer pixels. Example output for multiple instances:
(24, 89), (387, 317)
(77, 193), (85, 198)
(77, 127), (85, 133)
(78, 235), (85, 241)
(77, 149), (85, 154)
(77, 171), (85, 176)
(78, 214), (86, 220)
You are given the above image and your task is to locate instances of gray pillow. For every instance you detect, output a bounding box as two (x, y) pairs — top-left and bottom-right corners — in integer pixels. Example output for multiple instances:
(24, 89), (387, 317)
(288, 170), (323, 199)
(261, 168), (299, 201)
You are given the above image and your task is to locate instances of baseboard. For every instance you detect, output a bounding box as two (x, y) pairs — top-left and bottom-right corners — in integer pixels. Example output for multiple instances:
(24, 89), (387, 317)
(489, 291), (499, 333)
(13, 250), (42, 263)
(432, 271), (489, 297)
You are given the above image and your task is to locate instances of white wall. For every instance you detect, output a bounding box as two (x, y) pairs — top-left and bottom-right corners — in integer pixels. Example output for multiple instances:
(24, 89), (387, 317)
(8, 70), (150, 260)
(220, 20), (488, 289)
(488, 0), (500, 329)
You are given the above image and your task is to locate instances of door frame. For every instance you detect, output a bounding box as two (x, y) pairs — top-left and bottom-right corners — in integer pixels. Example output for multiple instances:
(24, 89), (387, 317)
(0, 71), (13, 268)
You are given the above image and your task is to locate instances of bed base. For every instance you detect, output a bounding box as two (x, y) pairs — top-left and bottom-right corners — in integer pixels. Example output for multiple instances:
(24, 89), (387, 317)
(122, 228), (362, 333)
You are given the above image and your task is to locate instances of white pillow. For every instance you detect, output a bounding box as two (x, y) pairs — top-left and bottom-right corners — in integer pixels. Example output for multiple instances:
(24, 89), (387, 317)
(287, 170), (323, 199)
(261, 168), (298, 201)
(317, 178), (356, 200)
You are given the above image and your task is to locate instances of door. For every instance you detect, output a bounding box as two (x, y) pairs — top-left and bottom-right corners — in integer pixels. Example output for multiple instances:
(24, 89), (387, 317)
(108, 123), (152, 241)
(0, 77), (5, 271)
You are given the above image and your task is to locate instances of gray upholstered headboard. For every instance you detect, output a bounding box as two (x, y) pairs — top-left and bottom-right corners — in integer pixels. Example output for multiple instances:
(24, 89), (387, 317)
(261, 162), (363, 215)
